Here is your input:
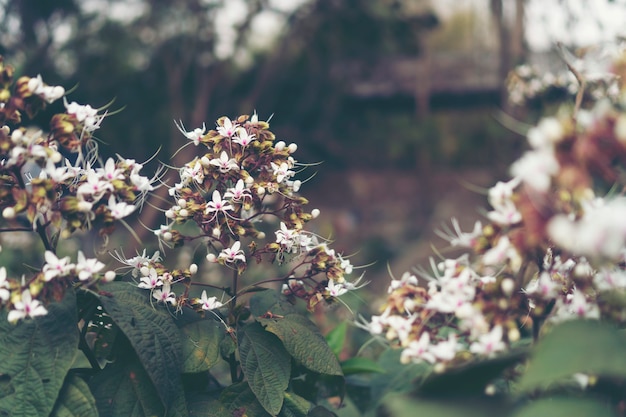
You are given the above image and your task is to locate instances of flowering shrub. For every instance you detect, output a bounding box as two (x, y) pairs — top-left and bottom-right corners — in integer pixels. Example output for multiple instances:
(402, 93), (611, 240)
(0, 55), (370, 416)
(363, 43), (626, 416)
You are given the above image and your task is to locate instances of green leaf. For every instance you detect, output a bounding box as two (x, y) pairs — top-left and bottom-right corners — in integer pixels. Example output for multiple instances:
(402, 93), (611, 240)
(418, 348), (528, 397)
(382, 394), (510, 417)
(368, 348), (430, 409)
(340, 357), (385, 376)
(258, 314), (342, 376)
(325, 323), (347, 358)
(50, 375), (98, 417)
(89, 349), (167, 417)
(280, 392), (311, 417)
(98, 282), (185, 414)
(511, 397), (617, 417)
(220, 382), (271, 416)
(307, 406), (337, 416)
(187, 398), (229, 417)
(238, 322), (291, 415)
(180, 319), (223, 373)
(249, 290), (298, 317)
(0, 289), (78, 417)
(518, 320), (626, 393)
(90, 337), (188, 417)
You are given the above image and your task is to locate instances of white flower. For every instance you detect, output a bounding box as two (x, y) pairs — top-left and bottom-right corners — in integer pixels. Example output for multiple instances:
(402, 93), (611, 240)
(548, 197), (626, 260)
(224, 179), (251, 202)
(275, 222), (300, 253)
(209, 151), (239, 173)
(152, 281), (176, 305)
(527, 117), (564, 149)
(430, 334), (460, 362)
(469, 325), (506, 357)
(232, 127), (256, 147)
(107, 195), (137, 219)
(77, 170), (113, 201)
(175, 120), (206, 146)
(205, 190), (234, 220)
(0, 267), (10, 302)
(482, 236), (522, 272)
(7, 289), (48, 322)
(42, 251), (75, 281)
(510, 149), (559, 192)
(28, 74), (65, 103)
(326, 279), (347, 297)
(388, 272), (418, 293)
(199, 290), (223, 310)
(218, 241), (246, 264)
(138, 268), (163, 289)
(76, 251), (105, 281)
(216, 117), (238, 138)
(270, 162), (294, 184)
(98, 158), (124, 181)
(436, 218), (482, 248)
(64, 99), (103, 132)
(401, 332), (436, 364)
(524, 271), (559, 300)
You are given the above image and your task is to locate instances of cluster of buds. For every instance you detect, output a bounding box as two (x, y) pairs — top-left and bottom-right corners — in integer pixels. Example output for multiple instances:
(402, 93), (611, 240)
(368, 43), (626, 367)
(135, 113), (361, 311)
(0, 56), (160, 322)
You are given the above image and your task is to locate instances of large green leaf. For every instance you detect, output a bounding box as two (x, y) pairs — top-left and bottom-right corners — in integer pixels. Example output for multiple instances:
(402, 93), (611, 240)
(382, 394), (510, 417)
(0, 289), (78, 417)
(180, 319), (223, 373)
(50, 374), (98, 417)
(340, 357), (385, 376)
(368, 348), (431, 409)
(238, 322), (291, 415)
(89, 348), (170, 417)
(187, 398), (229, 417)
(98, 282), (185, 413)
(418, 348), (528, 397)
(249, 290), (298, 317)
(518, 320), (626, 393)
(511, 397), (617, 417)
(220, 382), (271, 416)
(325, 322), (347, 358)
(258, 314), (342, 376)
(280, 392), (311, 417)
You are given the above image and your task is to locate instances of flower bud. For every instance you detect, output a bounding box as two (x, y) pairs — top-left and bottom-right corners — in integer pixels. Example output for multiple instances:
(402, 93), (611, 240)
(178, 198), (187, 208)
(206, 253), (217, 262)
(508, 327), (520, 343)
(165, 209), (175, 219)
(140, 266), (150, 276)
(179, 209), (189, 218)
(292, 180), (301, 192)
(163, 232), (173, 241)
(257, 186), (265, 196)
(77, 200), (93, 212)
(212, 227), (221, 238)
(2, 207), (15, 219)
(10, 130), (22, 143)
(311, 208), (320, 219)
(257, 231), (266, 240)
(274, 141), (286, 151)
(245, 176), (254, 186)
(501, 278), (515, 297)
(200, 156), (211, 167)
(50, 152), (62, 163)
(104, 270), (116, 282)
(287, 143), (298, 153)
(189, 263), (198, 274)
